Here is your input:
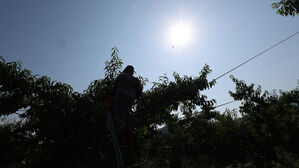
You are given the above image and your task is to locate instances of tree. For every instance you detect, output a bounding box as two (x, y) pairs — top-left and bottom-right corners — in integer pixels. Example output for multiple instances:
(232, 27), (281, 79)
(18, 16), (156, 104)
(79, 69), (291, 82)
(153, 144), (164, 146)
(0, 48), (216, 167)
(272, 0), (299, 16)
(228, 76), (299, 167)
(1, 49), (299, 167)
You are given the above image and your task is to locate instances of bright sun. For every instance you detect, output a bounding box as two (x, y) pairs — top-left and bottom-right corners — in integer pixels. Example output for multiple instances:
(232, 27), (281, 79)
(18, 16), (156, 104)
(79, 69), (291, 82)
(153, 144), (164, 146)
(168, 22), (193, 47)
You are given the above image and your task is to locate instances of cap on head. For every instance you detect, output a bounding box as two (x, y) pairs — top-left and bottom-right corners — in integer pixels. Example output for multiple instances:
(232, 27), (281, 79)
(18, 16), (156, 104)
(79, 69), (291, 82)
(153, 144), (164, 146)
(123, 65), (134, 75)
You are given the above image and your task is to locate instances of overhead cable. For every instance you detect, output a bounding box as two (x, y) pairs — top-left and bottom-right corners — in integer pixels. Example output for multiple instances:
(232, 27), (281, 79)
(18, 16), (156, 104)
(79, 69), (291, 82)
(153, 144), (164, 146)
(213, 100), (236, 109)
(214, 31), (299, 81)
(212, 31), (299, 109)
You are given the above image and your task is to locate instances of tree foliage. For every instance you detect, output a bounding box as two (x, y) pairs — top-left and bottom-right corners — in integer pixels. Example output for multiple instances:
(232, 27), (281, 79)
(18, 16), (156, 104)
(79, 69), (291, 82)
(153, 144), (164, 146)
(1, 49), (299, 167)
(272, 0), (299, 16)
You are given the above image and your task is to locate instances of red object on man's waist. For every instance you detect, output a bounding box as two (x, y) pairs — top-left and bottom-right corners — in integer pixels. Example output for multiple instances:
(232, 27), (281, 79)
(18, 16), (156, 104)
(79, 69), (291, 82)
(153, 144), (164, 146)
(104, 98), (114, 111)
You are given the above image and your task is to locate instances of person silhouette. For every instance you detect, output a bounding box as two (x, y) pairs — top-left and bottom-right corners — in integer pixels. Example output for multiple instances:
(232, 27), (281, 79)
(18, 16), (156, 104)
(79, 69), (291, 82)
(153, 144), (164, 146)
(113, 65), (142, 146)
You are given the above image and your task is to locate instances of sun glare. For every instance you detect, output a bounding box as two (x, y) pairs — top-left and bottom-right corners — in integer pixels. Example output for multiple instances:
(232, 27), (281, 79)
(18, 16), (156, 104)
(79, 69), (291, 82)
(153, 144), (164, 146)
(168, 22), (193, 48)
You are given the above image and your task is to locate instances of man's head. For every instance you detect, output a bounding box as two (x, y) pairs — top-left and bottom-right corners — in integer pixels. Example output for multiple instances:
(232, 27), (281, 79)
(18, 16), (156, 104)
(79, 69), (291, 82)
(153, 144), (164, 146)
(123, 65), (134, 75)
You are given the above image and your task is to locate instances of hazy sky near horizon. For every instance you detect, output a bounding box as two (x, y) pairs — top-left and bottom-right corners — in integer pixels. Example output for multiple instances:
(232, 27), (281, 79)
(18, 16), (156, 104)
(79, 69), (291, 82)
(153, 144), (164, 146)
(1, 0), (298, 112)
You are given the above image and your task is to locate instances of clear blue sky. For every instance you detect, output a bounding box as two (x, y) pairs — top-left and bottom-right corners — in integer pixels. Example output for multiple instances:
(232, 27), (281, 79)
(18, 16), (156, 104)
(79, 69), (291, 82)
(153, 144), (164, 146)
(1, 0), (298, 112)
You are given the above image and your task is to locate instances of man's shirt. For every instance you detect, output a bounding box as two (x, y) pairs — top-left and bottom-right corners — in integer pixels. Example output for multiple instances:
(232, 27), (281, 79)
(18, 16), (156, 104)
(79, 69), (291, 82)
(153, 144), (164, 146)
(115, 72), (142, 100)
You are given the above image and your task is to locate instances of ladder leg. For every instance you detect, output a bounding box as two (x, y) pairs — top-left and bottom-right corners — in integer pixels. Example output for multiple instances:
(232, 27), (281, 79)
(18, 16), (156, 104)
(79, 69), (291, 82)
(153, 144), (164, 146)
(106, 111), (124, 168)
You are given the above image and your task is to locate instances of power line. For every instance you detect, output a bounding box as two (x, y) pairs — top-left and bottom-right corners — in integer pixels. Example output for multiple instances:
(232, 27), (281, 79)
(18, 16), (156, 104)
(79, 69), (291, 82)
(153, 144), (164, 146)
(213, 100), (236, 109)
(212, 31), (299, 109)
(214, 31), (299, 81)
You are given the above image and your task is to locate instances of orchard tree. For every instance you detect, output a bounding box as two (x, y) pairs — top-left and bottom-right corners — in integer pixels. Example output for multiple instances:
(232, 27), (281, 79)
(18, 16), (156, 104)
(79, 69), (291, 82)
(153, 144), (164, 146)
(0, 49), (217, 167)
(1, 48), (299, 168)
(272, 0), (299, 16)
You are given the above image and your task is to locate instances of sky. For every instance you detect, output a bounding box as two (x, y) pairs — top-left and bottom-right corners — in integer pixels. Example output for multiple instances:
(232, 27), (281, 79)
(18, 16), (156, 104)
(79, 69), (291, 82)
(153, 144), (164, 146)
(1, 0), (298, 113)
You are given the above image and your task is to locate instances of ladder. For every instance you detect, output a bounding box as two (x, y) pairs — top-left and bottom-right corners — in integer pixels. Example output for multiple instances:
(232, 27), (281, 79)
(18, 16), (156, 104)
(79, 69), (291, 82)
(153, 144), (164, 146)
(105, 98), (124, 168)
